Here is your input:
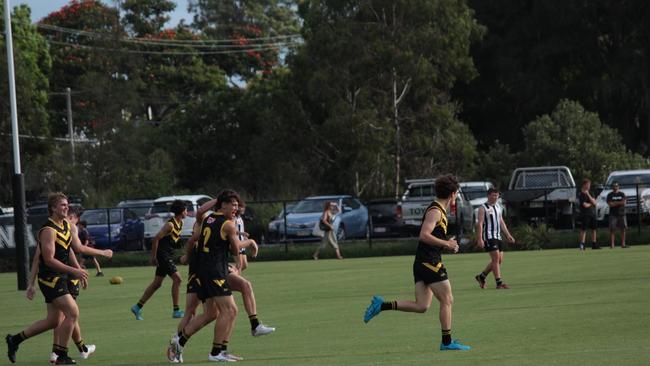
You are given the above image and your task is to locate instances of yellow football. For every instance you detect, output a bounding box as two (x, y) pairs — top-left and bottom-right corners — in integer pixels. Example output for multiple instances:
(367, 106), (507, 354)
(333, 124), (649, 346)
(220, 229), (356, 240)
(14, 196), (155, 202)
(109, 276), (123, 285)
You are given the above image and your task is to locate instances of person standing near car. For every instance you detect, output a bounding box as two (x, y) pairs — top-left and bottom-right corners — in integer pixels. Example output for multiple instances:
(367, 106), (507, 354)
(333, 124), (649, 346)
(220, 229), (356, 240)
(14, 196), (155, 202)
(578, 179), (600, 250)
(235, 201), (250, 271)
(607, 182), (628, 248)
(131, 200), (187, 320)
(312, 202), (343, 260)
(77, 219), (104, 276)
(474, 187), (516, 289)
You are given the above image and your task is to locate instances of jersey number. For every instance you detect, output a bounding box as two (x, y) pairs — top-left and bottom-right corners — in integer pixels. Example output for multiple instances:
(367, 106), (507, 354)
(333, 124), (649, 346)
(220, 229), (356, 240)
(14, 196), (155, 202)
(202, 227), (211, 252)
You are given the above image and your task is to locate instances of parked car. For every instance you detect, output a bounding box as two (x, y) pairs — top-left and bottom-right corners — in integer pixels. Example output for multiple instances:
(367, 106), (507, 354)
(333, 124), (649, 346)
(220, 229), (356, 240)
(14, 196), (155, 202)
(400, 178), (474, 235)
(117, 199), (154, 219)
(596, 169), (650, 222)
(504, 166), (576, 228)
(281, 195), (368, 241)
(459, 181), (505, 224)
(80, 208), (144, 250)
(367, 198), (404, 237)
(266, 203), (296, 243)
(144, 195), (212, 248)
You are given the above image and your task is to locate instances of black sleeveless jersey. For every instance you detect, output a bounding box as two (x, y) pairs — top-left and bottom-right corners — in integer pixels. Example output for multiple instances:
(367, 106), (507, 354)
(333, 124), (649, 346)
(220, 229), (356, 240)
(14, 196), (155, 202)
(414, 201), (448, 263)
(38, 218), (73, 278)
(196, 213), (231, 278)
(158, 217), (183, 259)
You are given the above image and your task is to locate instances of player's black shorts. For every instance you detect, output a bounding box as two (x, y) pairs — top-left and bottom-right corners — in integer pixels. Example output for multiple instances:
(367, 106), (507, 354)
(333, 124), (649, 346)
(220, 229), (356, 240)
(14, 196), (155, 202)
(186, 273), (200, 294)
(196, 274), (232, 301)
(581, 214), (597, 230)
(155, 257), (177, 277)
(484, 239), (504, 252)
(37, 276), (70, 303)
(413, 261), (448, 284)
(68, 279), (80, 299)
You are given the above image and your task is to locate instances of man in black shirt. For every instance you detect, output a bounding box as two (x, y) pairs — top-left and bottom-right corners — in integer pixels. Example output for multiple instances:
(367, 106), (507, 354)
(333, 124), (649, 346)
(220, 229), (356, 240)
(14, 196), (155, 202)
(606, 182), (628, 248)
(578, 179), (600, 250)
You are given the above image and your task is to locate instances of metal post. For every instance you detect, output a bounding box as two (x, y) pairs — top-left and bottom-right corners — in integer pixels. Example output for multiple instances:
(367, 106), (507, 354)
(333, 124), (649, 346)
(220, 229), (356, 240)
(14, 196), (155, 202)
(282, 201), (288, 253)
(636, 183), (641, 236)
(5, 0), (29, 290)
(544, 189), (549, 227)
(367, 213), (373, 249)
(66, 87), (75, 165)
(106, 208), (112, 248)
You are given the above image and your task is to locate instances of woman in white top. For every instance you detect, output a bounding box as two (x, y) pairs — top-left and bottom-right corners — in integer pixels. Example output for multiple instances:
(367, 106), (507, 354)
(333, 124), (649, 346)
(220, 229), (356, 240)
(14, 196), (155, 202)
(313, 201), (343, 260)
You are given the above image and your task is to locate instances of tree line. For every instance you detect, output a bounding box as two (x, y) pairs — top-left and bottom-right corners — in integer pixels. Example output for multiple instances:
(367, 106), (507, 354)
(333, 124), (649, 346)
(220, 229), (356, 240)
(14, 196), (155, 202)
(0, 0), (648, 207)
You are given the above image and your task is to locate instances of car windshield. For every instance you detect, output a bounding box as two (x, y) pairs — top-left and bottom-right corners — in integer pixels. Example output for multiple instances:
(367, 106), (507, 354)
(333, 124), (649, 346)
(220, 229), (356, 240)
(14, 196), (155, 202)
(151, 200), (194, 214)
(368, 202), (395, 216)
(81, 209), (121, 225)
(462, 186), (487, 200)
(605, 174), (650, 187)
(404, 184), (434, 199)
(292, 199), (331, 214)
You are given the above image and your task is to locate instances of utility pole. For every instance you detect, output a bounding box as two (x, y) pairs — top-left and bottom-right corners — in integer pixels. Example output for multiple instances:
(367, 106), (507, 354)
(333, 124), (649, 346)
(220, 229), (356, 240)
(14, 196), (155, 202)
(5, 0), (29, 290)
(66, 87), (75, 165)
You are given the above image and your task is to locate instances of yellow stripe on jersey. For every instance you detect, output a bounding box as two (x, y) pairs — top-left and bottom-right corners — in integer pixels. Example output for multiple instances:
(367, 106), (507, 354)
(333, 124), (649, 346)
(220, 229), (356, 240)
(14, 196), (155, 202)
(213, 279), (225, 287)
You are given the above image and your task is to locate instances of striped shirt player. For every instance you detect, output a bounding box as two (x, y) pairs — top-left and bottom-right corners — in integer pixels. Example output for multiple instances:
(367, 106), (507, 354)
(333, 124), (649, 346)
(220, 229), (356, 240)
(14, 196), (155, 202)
(475, 188), (515, 289)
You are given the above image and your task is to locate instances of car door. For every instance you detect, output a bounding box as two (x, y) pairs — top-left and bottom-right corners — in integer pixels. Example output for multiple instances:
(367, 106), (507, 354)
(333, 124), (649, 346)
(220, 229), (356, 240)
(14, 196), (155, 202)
(342, 197), (366, 237)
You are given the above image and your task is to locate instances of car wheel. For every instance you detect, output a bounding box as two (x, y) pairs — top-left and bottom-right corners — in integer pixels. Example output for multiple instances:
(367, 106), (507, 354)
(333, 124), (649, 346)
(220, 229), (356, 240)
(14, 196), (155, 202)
(336, 225), (347, 241)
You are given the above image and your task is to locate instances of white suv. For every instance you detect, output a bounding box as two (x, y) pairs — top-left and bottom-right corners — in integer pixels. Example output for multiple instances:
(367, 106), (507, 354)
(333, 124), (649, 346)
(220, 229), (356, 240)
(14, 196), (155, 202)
(596, 170), (650, 221)
(144, 195), (212, 247)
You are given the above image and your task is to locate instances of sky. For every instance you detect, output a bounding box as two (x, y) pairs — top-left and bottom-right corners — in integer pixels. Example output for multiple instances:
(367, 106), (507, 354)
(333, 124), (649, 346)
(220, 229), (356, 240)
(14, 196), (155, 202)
(13, 0), (192, 26)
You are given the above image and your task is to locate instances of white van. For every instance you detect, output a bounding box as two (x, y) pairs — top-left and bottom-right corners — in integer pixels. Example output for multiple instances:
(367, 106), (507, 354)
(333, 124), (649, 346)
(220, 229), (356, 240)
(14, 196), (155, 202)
(144, 195), (212, 247)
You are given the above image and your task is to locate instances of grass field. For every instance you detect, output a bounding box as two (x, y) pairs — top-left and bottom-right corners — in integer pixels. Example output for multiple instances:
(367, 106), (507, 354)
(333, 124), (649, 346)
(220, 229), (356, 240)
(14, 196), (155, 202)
(2, 246), (650, 366)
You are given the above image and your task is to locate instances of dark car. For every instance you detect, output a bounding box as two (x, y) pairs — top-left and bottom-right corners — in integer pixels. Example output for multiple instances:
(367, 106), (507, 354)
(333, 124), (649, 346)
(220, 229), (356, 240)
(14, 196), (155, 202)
(80, 208), (144, 251)
(367, 199), (404, 237)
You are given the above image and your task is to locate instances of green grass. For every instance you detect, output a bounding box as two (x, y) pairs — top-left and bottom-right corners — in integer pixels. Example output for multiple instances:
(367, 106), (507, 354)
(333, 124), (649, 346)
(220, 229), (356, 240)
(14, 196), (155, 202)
(2, 246), (650, 365)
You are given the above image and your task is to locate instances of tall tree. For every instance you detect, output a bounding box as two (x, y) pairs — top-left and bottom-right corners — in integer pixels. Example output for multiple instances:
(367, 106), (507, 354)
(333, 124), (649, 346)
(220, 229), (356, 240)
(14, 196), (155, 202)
(291, 0), (484, 197)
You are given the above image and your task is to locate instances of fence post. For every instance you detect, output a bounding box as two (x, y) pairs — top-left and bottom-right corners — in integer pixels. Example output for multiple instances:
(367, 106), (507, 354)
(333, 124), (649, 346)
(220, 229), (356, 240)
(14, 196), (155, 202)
(636, 183), (641, 236)
(368, 214), (373, 249)
(544, 189), (549, 226)
(106, 208), (112, 248)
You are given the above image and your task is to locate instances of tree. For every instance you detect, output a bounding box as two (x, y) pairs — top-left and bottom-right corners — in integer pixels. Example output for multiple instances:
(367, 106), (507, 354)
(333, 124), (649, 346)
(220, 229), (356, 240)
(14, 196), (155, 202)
(121, 0), (176, 37)
(189, 0), (301, 80)
(291, 0), (484, 197)
(522, 100), (647, 183)
(0, 4), (52, 203)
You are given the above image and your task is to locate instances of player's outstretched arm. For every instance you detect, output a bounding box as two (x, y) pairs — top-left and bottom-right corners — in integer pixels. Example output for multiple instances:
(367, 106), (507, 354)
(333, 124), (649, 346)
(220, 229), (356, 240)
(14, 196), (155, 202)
(476, 206), (485, 248)
(225, 221), (258, 257)
(196, 199), (218, 225)
(26, 245), (41, 300)
(70, 223), (112, 259)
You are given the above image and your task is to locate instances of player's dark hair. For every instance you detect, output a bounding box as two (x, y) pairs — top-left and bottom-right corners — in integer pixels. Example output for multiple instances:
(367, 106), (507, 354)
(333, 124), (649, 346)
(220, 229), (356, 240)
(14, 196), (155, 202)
(216, 189), (241, 209)
(68, 206), (82, 218)
(434, 174), (459, 199)
(487, 187), (500, 195)
(170, 200), (186, 215)
(47, 192), (68, 216)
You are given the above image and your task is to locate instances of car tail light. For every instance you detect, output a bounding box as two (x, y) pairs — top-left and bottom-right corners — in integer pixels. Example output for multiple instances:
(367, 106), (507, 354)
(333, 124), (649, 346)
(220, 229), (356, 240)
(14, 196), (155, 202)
(395, 205), (402, 218)
(450, 200), (457, 216)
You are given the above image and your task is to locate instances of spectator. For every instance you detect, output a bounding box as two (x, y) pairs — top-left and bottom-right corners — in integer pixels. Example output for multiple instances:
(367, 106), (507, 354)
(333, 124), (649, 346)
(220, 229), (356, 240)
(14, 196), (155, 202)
(578, 179), (600, 250)
(606, 181), (628, 248)
(313, 202), (343, 260)
(77, 218), (104, 276)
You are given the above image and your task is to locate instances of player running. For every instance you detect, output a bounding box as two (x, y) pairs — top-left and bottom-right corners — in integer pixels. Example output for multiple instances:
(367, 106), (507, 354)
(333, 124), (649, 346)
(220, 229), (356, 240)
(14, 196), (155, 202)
(363, 175), (471, 351)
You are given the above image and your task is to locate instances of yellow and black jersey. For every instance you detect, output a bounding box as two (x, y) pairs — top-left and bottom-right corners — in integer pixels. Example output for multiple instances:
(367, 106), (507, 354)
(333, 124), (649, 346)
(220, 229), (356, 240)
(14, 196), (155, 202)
(415, 201), (448, 263)
(38, 218), (73, 278)
(196, 212), (231, 278)
(158, 217), (183, 259)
